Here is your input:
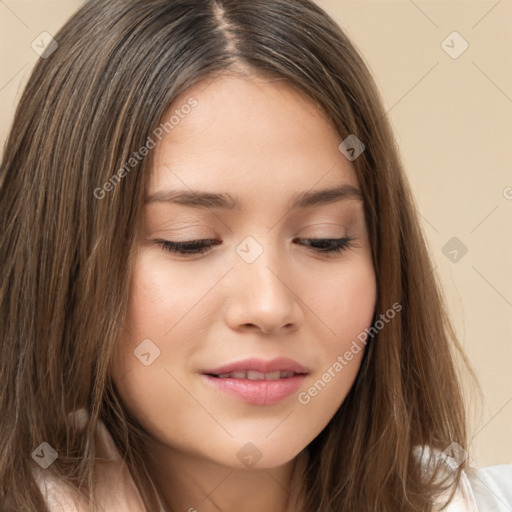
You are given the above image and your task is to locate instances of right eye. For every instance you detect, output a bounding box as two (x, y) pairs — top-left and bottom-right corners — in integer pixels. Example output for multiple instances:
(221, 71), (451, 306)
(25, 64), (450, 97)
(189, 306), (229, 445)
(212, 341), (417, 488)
(155, 239), (220, 255)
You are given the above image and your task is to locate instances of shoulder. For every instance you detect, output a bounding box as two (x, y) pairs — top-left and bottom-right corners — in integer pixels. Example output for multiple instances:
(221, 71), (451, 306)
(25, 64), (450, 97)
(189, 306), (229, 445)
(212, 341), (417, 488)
(33, 469), (90, 512)
(466, 463), (512, 512)
(33, 409), (146, 512)
(414, 445), (512, 511)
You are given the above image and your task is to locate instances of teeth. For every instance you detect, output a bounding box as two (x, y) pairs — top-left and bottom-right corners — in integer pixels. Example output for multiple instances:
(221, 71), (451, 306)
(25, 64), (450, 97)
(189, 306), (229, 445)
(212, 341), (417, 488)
(247, 370), (266, 380)
(214, 370), (296, 380)
(232, 371), (249, 379)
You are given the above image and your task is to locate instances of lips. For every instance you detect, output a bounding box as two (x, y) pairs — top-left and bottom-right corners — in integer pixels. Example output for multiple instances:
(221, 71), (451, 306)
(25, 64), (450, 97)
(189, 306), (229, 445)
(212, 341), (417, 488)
(201, 357), (309, 405)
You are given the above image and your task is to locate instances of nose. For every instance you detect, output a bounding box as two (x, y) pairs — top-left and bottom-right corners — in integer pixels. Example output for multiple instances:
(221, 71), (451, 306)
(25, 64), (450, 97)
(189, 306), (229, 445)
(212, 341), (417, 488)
(223, 239), (303, 335)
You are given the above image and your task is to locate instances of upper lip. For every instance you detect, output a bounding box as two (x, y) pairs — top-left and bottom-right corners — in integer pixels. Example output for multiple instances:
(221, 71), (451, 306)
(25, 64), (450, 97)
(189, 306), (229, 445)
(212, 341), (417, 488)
(202, 357), (309, 375)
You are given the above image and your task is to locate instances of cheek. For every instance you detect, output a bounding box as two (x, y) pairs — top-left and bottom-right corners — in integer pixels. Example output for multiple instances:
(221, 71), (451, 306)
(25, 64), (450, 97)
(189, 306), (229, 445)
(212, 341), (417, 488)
(307, 254), (377, 344)
(111, 256), (175, 400)
(121, 250), (214, 347)
(328, 260), (376, 382)
(126, 256), (190, 330)
(335, 263), (376, 341)
(110, 251), (217, 424)
(294, 260), (376, 430)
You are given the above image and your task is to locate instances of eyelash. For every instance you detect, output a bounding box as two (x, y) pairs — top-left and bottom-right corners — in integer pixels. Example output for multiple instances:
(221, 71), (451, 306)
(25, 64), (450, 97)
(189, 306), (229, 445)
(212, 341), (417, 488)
(155, 237), (355, 257)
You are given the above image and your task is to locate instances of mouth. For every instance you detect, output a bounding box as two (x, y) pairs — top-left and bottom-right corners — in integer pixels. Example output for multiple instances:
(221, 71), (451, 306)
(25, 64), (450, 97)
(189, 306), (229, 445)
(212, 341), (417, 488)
(200, 358), (309, 405)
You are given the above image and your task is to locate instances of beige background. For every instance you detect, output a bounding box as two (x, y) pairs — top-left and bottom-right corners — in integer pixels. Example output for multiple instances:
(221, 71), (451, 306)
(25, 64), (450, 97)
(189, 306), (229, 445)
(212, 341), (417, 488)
(1, 0), (511, 468)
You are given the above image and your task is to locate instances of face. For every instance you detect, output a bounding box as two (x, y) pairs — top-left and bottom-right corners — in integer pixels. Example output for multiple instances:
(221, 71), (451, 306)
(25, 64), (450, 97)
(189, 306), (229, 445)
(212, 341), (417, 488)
(111, 72), (377, 471)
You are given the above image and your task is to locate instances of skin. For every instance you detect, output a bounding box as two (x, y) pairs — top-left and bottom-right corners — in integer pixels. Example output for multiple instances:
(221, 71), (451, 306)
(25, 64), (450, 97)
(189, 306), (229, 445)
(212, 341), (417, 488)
(111, 70), (377, 512)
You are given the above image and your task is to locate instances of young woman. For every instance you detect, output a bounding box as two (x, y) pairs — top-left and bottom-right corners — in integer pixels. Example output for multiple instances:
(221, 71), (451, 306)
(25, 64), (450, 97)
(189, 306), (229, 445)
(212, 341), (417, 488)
(1, 0), (510, 511)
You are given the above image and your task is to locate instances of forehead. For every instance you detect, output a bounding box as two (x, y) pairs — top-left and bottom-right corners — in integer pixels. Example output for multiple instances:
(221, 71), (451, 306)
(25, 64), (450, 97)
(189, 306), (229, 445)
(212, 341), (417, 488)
(149, 72), (359, 199)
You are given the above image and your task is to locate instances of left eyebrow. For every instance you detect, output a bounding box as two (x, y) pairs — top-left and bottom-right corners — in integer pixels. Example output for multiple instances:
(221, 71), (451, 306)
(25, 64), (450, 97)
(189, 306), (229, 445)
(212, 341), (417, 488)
(145, 184), (363, 210)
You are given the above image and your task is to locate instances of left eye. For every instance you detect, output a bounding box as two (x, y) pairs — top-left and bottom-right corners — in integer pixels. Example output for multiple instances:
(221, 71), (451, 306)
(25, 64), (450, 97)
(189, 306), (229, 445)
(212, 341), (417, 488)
(155, 237), (355, 256)
(298, 237), (355, 254)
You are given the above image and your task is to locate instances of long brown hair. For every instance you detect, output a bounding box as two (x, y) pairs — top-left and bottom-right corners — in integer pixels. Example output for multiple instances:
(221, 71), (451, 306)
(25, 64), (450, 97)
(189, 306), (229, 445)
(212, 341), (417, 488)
(0, 0), (477, 510)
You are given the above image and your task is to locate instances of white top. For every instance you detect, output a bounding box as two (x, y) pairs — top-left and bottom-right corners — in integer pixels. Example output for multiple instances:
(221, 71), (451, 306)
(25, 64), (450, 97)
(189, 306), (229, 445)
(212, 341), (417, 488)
(33, 412), (512, 511)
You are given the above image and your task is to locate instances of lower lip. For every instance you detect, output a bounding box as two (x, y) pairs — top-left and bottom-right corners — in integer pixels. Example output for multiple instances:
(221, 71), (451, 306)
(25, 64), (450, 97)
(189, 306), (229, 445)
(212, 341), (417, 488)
(202, 374), (307, 405)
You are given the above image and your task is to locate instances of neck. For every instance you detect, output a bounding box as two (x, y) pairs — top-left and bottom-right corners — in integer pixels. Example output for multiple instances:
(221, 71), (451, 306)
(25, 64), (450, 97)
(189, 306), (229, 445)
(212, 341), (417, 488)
(144, 439), (309, 512)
